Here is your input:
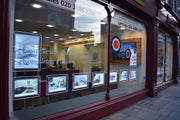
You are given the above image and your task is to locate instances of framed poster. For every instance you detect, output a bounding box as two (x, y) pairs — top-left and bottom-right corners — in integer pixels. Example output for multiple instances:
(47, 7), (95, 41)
(92, 72), (105, 88)
(110, 38), (141, 65)
(14, 31), (41, 71)
(110, 72), (118, 84)
(72, 73), (89, 91)
(13, 77), (40, 99)
(47, 74), (68, 95)
(129, 69), (137, 80)
(130, 48), (137, 67)
(119, 70), (128, 81)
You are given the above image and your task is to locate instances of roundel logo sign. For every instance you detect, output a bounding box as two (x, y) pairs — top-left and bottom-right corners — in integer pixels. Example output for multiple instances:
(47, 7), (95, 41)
(111, 36), (121, 53)
(125, 49), (131, 60)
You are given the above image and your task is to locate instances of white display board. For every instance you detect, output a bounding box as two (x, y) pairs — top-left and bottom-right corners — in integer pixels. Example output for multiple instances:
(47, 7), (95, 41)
(92, 72), (105, 87)
(119, 70), (128, 81)
(14, 32), (41, 70)
(110, 72), (118, 84)
(129, 70), (137, 80)
(47, 74), (68, 95)
(14, 77), (40, 99)
(72, 73), (89, 91)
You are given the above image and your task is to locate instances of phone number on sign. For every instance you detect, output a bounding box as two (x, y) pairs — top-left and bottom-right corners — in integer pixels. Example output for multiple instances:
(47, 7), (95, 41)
(48, 0), (75, 10)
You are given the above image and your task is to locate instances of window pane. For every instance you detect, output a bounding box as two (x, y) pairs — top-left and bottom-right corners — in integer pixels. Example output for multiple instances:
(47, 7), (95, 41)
(110, 11), (146, 97)
(165, 36), (173, 80)
(157, 32), (165, 83)
(11, 0), (107, 119)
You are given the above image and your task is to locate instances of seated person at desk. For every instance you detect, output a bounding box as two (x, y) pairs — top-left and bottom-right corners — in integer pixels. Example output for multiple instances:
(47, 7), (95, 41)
(67, 63), (74, 70)
(57, 60), (63, 70)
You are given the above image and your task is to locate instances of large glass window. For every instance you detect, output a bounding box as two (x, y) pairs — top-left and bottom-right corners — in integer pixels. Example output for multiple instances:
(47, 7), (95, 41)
(165, 36), (173, 80)
(157, 32), (165, 83)
(10, 0), (107, 119)
(157, 32), (173, 84)
(109, 11), (147, 97)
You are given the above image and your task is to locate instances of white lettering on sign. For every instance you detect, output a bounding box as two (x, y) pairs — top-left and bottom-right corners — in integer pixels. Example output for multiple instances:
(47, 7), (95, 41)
(36, 0), (75, 12)
(36, 0), (97, 17)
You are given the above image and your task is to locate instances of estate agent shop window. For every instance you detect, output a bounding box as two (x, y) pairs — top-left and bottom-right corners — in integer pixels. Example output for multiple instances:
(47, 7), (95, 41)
(9, 0), (147, 119)
(109, 11), (147, 97)
(10, 0), (108, 119)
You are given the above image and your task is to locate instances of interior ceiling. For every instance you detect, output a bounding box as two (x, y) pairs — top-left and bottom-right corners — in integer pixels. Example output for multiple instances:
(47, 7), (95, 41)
(14, 0), (94, 44)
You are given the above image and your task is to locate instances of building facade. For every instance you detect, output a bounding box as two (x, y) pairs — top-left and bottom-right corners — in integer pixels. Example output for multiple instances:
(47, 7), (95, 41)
(0, 0), (179, 120)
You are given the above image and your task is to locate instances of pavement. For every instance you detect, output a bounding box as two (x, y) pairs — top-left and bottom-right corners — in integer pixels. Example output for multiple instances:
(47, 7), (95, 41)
(101, 80), (180, 120)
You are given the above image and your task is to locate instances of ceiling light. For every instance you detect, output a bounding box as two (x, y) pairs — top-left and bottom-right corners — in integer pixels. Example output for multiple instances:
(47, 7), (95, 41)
(80, 34), (84, 36)
(32, 31), (37, 33)
(69, 36), (72, 39)
(50, 41), (54, 43)
(47, 24), (55, 27)
(59, 38), (63, 40)
(120, 27), (126, 30)
(45, 36), (50, 39)
(101, 21), (106, 24)
(72, 14), (79, 17)
(72, 28), (78, 32)
(15, 19), (23, 22)
(54, 34), (59, 36)
(32, 4), (43, 8)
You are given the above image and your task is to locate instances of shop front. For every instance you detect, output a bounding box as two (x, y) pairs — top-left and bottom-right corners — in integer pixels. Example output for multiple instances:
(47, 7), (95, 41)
(155, 1), (179, 92)
(0, 0), (179, 120)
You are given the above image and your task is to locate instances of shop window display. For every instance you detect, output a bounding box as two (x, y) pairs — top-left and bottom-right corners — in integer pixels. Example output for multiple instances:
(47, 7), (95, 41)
(10, 0), (108, 119)
(110, 11), (146, 97)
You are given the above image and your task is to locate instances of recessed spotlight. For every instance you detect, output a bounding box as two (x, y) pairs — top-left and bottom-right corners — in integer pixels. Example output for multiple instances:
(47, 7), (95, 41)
(32, 31), (37, 33)
(32, 4), (43, 8)
(101, 21), (106, 24)
(47, 24), (55, 27)
(54, 34), (59, 36)
(72, 28), (78, 32)
(69, 36), (72, 39)
(120, 27), (126, 30)
(72, 14), (79, 17)
(59, 38), (63, 40)
(45, 36), (50, 39)
(50, 41), (54, 43)
(15, 19), (23, 22)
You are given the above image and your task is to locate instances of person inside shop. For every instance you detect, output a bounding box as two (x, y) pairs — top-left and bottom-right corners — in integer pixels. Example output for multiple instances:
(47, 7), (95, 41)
(57, 60), (63, 70)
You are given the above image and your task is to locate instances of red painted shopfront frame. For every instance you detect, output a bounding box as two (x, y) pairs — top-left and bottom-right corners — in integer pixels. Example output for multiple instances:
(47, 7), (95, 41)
(0, 0), (10, 120)
(0, 0), (178, 119)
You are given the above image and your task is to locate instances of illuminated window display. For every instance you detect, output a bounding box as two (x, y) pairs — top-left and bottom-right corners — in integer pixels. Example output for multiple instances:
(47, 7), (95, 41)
(119, 70), (128, 81)
(72, 73), (89, 91)
(14, 77), (39, 99)
(92, 72), (105, 87)
(47, 74), (68, 95)
(14, 32), (41, 70)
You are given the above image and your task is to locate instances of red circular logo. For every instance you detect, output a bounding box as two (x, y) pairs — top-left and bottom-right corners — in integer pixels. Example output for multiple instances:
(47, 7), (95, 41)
(126, 51), (130, 57)
(113, 39), (119, 50)
(111, 36), (121, 53)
